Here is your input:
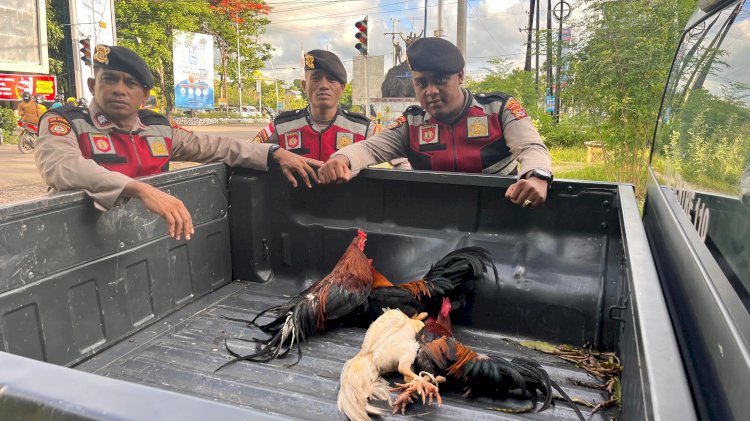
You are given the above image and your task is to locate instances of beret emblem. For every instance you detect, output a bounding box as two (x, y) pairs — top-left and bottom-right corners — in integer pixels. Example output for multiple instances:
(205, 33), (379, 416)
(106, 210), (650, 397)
(94, 45), (110, 65)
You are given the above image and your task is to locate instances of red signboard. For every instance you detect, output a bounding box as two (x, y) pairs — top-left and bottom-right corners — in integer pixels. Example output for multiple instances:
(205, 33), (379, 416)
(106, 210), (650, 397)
(0, 74), (57, 101)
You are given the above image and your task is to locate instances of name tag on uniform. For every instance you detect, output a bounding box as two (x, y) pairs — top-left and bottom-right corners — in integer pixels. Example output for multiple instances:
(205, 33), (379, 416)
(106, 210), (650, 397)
(146, 136), (170, 157)
(419, 124), (439, 145)
(336, 132), (354, 149)
(285, 131), (302, 150)
(467, 116), (489, 138)
(89, 133), (116, 155)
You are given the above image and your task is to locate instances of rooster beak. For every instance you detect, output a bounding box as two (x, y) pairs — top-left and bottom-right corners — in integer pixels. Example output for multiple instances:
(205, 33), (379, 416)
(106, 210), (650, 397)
(414, 312), (428, 321)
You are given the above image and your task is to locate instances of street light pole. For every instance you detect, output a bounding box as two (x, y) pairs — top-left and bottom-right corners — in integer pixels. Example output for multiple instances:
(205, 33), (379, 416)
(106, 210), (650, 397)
(236, 21), (242, 113)
(269, 60), (280, 112)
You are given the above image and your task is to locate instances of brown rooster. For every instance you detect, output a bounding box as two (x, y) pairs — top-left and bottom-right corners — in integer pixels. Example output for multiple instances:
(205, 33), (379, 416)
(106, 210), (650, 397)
(366, 246), (498, 322)
(218, 229), (373, 370)
(337, 309), (441, 421)
(409, 298), (585, 420)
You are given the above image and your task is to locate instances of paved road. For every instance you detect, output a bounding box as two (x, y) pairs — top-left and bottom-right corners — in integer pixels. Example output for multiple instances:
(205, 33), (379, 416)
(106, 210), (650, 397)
(0, 124), (264, 205)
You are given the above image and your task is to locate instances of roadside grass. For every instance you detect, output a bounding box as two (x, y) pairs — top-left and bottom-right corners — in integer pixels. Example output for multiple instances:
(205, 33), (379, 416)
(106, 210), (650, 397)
(550, 146), (608, 182)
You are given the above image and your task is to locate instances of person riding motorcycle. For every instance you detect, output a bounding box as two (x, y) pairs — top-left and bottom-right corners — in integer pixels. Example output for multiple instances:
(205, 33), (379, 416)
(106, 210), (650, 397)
(35, 95), (48, 114)
(50, 94), (64, 109)
(17, 91), (43, 125)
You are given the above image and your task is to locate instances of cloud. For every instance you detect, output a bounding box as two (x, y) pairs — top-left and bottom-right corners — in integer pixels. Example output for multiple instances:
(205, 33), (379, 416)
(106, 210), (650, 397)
(259, 0), (557, 84)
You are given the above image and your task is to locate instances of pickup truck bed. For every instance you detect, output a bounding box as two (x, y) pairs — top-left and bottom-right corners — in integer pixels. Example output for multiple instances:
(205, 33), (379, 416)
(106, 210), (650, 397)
(75, 280), (608, 421)
(0, 164), (694, 420)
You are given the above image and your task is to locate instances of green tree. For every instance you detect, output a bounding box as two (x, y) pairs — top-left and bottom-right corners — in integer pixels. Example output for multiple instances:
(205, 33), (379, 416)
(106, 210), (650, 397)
(566, 0), (696, 187)
(203, 1), (271, 109)
(340, 83), (353, 110)
(114, 0), (271, 118)
(46, 0), (67, 93)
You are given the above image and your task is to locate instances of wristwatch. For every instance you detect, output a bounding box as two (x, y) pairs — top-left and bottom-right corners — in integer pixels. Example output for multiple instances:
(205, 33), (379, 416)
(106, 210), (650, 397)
(267, 144), (280, 166)
(526, 168), (553, 185)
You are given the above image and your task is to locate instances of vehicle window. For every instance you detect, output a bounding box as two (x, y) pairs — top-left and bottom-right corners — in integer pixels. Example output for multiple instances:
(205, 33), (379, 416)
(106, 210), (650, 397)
(651, 1), (750, 310)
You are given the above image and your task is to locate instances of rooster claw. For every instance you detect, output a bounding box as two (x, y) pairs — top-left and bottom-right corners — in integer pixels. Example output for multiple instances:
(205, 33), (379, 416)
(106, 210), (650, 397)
(390, 377), (442, 414)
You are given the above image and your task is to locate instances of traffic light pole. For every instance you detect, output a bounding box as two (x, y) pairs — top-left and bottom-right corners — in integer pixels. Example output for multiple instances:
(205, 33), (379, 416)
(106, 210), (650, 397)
(364, 55), (369, 118)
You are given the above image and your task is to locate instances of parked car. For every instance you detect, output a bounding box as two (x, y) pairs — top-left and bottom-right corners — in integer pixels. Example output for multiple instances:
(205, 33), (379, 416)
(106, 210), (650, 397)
(240, 106), (260, 118)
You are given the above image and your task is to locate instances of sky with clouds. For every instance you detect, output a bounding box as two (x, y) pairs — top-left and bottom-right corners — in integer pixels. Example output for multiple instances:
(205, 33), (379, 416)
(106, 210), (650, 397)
(257, 0), (577, 84)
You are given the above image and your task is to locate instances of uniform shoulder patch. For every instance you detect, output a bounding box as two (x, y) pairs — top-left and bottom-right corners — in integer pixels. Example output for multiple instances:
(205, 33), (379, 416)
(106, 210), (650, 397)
(170, 122), (193, 135)
(386, 115), (407, 129)
(252, 128), (270, 143)
(474, 91), (511, 105)
(47, 116), (71, 136)
(505, 98), (528, 120)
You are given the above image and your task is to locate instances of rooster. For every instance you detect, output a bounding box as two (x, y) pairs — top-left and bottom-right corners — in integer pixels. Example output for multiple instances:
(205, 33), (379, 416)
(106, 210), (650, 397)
(337, 309), (441, 421)
(218, 229), (373, 370)
(409, 298), (585, 420)
(366, 246), (498, 322)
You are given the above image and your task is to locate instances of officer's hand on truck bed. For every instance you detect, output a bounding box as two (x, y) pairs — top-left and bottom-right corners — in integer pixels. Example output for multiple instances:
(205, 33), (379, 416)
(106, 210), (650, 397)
(123, 181), (194, 241)
(272, 148), (323, 188)
(505, 177), (548, 209)
(318, 155), (352, 184)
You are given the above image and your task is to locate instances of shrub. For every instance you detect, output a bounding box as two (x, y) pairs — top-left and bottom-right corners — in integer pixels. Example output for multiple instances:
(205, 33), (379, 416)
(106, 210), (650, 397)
(0, 107), (17, 142)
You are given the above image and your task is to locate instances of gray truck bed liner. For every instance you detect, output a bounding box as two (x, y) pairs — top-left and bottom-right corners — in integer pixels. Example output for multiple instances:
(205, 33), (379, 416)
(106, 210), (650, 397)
(76, 279), (611, 421)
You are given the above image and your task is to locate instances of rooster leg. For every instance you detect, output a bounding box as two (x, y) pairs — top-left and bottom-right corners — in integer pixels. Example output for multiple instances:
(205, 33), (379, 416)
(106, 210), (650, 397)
(390, 364), (442, 414)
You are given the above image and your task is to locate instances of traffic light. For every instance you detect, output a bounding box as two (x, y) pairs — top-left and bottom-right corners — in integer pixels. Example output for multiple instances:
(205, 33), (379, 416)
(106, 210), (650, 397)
(79, 38), (92, 66)
(354, 17), (368, 56)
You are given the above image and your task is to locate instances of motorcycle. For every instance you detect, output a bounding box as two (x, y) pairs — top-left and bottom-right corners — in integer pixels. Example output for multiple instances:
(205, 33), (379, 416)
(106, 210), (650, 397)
(16, 120), (39, 154)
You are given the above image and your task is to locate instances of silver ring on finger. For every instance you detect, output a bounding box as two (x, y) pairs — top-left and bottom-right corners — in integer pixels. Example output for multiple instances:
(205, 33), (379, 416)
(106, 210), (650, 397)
(523, 199), (533, 208)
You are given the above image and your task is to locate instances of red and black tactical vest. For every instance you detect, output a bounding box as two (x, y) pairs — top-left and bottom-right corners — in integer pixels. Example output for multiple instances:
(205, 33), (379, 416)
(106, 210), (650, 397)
(401, 92), (517, 175)
(49, 105), (173, 178)
(273, 108), (371, 161)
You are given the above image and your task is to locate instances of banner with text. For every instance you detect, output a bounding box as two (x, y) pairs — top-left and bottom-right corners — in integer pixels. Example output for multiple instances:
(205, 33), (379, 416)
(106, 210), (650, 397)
(0, 74), (57, 101)
(173, 31), (214, 109)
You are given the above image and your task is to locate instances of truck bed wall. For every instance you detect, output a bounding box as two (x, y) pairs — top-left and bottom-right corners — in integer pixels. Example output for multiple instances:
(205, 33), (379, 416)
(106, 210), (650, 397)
(0, 164), (232, 366)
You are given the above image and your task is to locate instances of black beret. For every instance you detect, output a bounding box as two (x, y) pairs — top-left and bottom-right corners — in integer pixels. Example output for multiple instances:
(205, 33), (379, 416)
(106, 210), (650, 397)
(93, 44), (155, 90)
(304, 49), (347, 84)
(406, 37), (465, 74)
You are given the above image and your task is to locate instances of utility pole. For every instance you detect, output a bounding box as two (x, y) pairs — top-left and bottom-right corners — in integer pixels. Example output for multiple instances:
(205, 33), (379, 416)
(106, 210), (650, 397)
(457, 0), (467, 73)
(524, 0), (536, 72)
(436, 0), (444, 37)
(424, 0), (428, 38)
(553, 1), (571, 124)
(546, 0), (552, 96)
(236, 21), (242, 113)
(535, 0), (540, 89)
(268, 60), (280, 112)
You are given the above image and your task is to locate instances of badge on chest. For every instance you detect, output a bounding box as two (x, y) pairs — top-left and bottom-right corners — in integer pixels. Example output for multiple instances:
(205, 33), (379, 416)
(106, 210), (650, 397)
(285, 131), (302, 150)
(419, 124), (439, 145)
(336, 132), (354, 149)
(146, 136), (169, 157)
(467, 116), (489, 138)
(89, 133), (116, 155)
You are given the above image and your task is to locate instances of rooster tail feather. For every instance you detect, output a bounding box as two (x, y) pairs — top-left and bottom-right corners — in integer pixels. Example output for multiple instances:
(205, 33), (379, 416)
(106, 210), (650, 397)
(423, 247), (499, 295)
(548, 377), (586, 421)
(338, 354), (391, 421)
(216, 310), (308, 371)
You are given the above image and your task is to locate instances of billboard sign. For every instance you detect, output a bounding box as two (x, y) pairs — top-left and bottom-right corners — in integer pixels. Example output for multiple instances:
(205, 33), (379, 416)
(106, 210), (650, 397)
(0, 74), (57, 101)
(0, 0), (49, 73)
(173, 31), (214, 109)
